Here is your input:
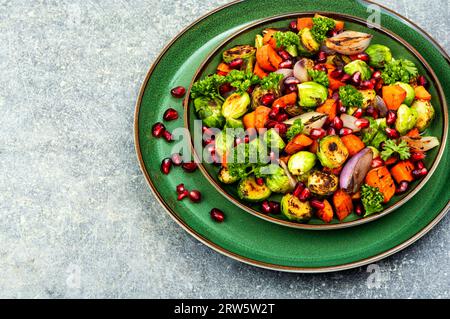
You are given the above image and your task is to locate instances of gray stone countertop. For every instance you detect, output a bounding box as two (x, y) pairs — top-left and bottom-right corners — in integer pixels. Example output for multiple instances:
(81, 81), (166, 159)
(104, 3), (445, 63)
(0, 0), (448, 298)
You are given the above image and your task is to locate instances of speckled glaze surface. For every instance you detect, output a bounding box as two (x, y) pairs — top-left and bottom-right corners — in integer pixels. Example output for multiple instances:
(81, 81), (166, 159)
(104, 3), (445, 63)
(1, 0), (449, 298)
(136, 0), (450, 272)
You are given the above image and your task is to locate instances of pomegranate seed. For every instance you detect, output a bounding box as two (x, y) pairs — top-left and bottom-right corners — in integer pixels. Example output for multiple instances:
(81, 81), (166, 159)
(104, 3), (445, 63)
(289, 20), (298, 32)
(340, 128), (353, 136)
(360, 80), (375, 90)
(210, 208), (225, 222)
(330, 68), (344, 79)
(219, 83), (233, 96)
(340, 73), (351, 83)
(298, 188), (311, 202)
(395, 181), (409, 194)
(163, 108), (179, 121)
(171, 86), (186, 98)
(386, 110), (397, 126)
(411, 152), (426, 162)
(385, 127), (400, 139)
(176, 183), (186, 194)
(189, 190), (202, 203)
(331, 92), (340, 102)
(366, 106), (379, 119)
(417, 75), (429, 88)
(177, 190), (189, 201)
(229, 58), (244, 69)
(333, 116), (343, 130)
(279, 60), (293, 69)
(261, 200), (272, 214)
(276, 113), (288, 123)
(278, 50), (291, 61)
(314, 64), (328, 73)
(274, 123), (288, 136)
(371, 157), (384, 168)
(268, 107), (280, 119)
(416, 161), (425, 170)
(152, 122), (166, 138)
(372, 70), (382, 80)
(161, 158), (172, 175)
(265, 120), (278, 129)
(375, 80), (383, 93)
(284, 84), (298, 93)
(355, 118), (370, 129)
(327, 127), (336, 136)
(412, 168), (428, 179)
(351, 72), (362, 86)
(261, 93), (275, 106)
(328, 30), (338, 37)
(247, 85), (255, 95)
(255, 177), (265, 186)
(171, 153), (183, 166)
(338, 101), (346, 114)
(216, 70), (228, 76)
(353, 108), (363, 118)
(310, 199), (325, 210)
(206, 143), (216, 157)
(284, 76), (301, 85)
(351, 52), (370, 62)
(317, 51), (328, 64)
(182, 162), (198, 173)
(269, 201), (281, 214)
(163, 130), (173, 142)
(310, 128), (326, 140)
(355, 203), (364, 216)
(293, 182), (305, 198)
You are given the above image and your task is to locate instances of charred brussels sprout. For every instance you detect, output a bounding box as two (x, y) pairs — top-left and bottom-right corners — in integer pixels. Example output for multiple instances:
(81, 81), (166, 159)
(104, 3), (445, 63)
(194, 97), (225, 128)
(307, 171), (339, 196)
(411, 100), (435, 132)
(297, 82), (328, 109)
(395, 82), (415, 106)
(222, 45), (256, 63)
(222, 92), (250, 119)
(344, 60), (372, 81)
(288, 151), (317, 175)
(237, 176), (272, 202)
(299, 28), (320, 53)
(266, 165), (293, 194)
(263, 128), (286, 151)
(224, 118), (244, 129)
(218, 167), (240, 184)
(251, 86), (274, 109)
(395, 104), (418, 135)
(281, 194), (313, 222)
(365, 44), (393, 68)
(317, 136), (349, 168)
(359, 89), (376, 108)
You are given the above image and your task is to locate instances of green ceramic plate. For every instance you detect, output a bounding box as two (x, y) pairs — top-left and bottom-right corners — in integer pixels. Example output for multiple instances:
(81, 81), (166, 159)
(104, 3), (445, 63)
(135, 0), (450, 272)
(185, 12), (447, 230)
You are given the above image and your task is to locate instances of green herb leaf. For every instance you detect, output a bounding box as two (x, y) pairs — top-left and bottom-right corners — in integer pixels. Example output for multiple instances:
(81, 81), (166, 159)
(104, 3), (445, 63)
(308, 69), (329, 88)
(380, 139), (411, 161)
(273, 31), (300, 48)
(339, 85), (363, 108)
(311, 16), (335, 43)
(361, 184), (384, 216)
(286, 119), (304, 141)
(260, 72), (283, 91)
(381, 59), (418, 85)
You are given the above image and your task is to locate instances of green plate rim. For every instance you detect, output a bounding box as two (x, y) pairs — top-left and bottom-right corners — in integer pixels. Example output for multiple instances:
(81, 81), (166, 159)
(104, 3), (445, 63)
(134, 0), (450, 272)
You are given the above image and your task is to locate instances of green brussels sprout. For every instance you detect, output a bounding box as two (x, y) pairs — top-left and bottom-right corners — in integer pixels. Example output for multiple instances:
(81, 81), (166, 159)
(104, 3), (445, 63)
(222, 45), (256, 63)
(288, 151), (317, 175)
(395, 82), (415, 106)
(255, 35), (264, 49)
(215, 131), (234, 157)
(344, 60), (372, 81)
(307, 171), (339, 196)
(317, 136), (349, 168)
(299, 28), (320, 53)
(411, 100), (435, 132)
(297, 82), (328, 108)
(224, 118), (244, 129)
(222, 92), (250, 119)
(237, 176), (272, 202)
(251, 86), (275, 110)
(368, 146), (380, 158)
(359, 89), (376, 108)
(265, 165), (293, 194)
(218, 167), (240, 184)
(194, 97), (225, 128)
(365, 44), (393, 68)
(263, 128), (286, 151)
(395, 104), (418, 135)
(281, 194), (313, 222)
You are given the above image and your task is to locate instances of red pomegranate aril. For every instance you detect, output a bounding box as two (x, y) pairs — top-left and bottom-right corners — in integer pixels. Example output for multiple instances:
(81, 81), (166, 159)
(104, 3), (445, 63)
(340, 128), (353, 136)
(355, 118), (370, 129)
(279, 60), (293, 69)
(371, 157), (384, 168)
(310, 128), (326, 140)
(247, 85), (255, 95)
(330, 68), (344, 79)
(417, 75), (429, 88)
(171, 153), (183, 166)
(386, 110), (397, 126)
(219, 83), (233, 96)
(176, 183), (186, 194)
(255, 177), (265, 186)
(163, 108), (179, 121)
(278, 50), (291, 61)
(276, 113), (289, 123)
(163, 130), (173, 143)
(331, 92), (340, 102)
(299, 188), (312, 202)
(317, 51), (328, 64)
(351, 52), (370, 62)
(360, 80), (375, 90)
(411, 152), (426, 162)
(289, 20), (298, 32)
(385, 127), (400, 139)
(265, 120), (278, 129)
(338, 101), (347, 114)
(210, 208), (225, 222)
(314, 64), (328, 73)
(171, 86), (186, 98)
(351, 72), (362, 86)
(189, 190), (202, 203)
(274, 123), (288, 136)
(182, 162), (198, 173)
(177, 190), (189, 201)
(161, 158), (172, 175)
(412, 168), (428, 179)
(284, 76), (301, 85)
(310, 199), (325, 210)
(366, 106), (378, 119)
(372, 70), (382, 80)
(416, 161), (425, 170)
(152, 122), (166, 138)
(261, 93), (276, 106)
(355, 203), (364, 216)
(327, 127), (336, 136)
(340, 73), (351, 83)
(261, 200), (272, 214)
(269, 201), (281, 214)
(293, 182), (305, 198)
(285, 84), (298, 93)
(353, 108), (363, 119)
(333, 116), (344, 130)
(229, 58), (244, 69)
(268, 107), (280, 120)
(395, 181), (409, 194)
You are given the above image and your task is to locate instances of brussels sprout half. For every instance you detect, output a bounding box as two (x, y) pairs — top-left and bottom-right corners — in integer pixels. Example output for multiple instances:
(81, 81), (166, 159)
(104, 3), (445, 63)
(307, 171), (339, 196)
(237, 176), (272, 202)
(365, 44), (393, 68)
(395, 104), (418, 135)
(222, 92), (251, 119)
(344, 60), (372, 81)
(281, 194), (313, 222)
(218, 167), (240, 184)
(299, 28), (320, 53)
(395, 82), (415, 106)
(222, 45), (256, 63)
(265, 165), (294, 194)
(288, 151), (317, 175)
(263, 128), (286, 151)
(297, 82), (328, 109)
(411, 100), (435, 132)
(317, 136), (349, 168)
(194, 97), (225, 128)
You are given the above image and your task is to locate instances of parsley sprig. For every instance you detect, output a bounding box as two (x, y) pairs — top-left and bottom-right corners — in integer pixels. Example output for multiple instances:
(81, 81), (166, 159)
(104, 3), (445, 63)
(286, 119), (304, 141)
(381, 59), (418, 85)
(361, 184), (384, 216)
(308, 69), (329, 87)
(311, 16), (335, 43)
(339, 85), (363, 108)
(380, 139), (411, 161)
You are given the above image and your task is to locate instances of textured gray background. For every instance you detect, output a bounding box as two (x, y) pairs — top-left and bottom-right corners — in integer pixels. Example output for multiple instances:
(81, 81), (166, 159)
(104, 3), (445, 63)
(0, 0), (449, 299)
